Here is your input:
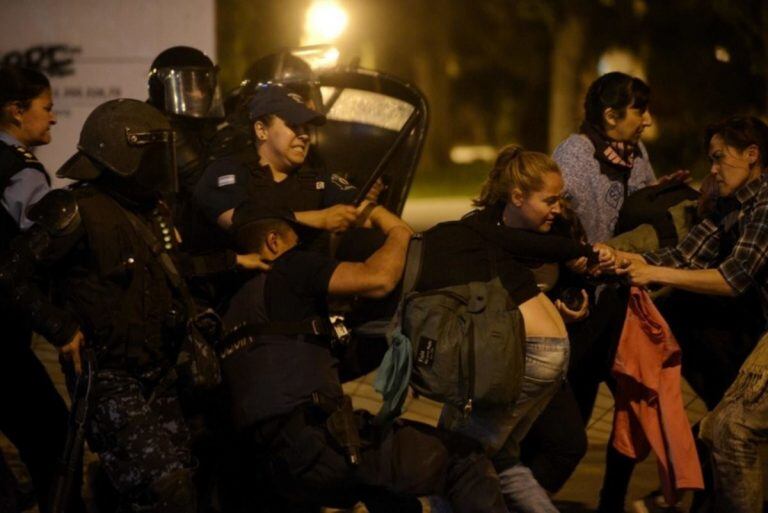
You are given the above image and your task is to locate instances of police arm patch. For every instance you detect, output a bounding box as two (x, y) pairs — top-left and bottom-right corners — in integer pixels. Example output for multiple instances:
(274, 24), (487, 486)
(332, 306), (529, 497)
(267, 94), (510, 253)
(217, 174), (236, 187)
(330, 173), (356, 191)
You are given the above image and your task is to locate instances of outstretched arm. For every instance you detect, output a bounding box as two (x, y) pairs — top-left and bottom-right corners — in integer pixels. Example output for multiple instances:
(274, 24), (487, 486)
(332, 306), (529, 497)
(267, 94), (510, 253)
(328, 206), (413, 298)
(294, 204), (359, 233)
(619, 262), (735, 296)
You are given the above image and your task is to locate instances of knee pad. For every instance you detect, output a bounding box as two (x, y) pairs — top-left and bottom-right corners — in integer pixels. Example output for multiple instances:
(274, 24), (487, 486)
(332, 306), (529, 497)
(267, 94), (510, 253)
(144, 468), (197, 513)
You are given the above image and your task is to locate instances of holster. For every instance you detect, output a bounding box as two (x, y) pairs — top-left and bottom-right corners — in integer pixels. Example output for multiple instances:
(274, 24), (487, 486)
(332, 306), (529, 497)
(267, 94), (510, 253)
(316, 393), (362, 466)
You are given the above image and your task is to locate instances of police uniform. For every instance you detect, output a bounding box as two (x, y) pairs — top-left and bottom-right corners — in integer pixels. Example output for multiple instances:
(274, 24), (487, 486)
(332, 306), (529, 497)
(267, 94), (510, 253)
(171, 118), (235, 259)
(0, 100), (237, 513)
(0, 131), (80, 513)
(193, 146), (357, 251)
(0, 185), (200, 510)
(218, 242), (507, 513)
(192, 83), (359, 255)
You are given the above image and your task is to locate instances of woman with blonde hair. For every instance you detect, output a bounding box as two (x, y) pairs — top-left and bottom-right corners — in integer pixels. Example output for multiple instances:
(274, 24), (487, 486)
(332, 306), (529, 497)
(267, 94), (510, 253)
(415, 144), (613, 512)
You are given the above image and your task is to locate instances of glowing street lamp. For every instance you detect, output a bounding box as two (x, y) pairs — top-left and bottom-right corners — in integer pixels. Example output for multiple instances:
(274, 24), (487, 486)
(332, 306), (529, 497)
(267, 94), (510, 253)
(302, 0), (348, 46)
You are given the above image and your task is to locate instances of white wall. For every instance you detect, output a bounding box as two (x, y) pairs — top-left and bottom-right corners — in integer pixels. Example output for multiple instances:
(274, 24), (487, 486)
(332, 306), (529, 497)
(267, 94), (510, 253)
(0, 0), (216, 185)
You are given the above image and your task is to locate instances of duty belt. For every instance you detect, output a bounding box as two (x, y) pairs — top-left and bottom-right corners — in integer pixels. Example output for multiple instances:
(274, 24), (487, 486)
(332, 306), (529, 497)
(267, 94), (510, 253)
(218, 316), (332, 359)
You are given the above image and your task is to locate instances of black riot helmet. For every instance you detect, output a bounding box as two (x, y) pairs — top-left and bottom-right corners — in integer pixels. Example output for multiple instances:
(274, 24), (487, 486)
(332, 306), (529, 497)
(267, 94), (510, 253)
(148, 46), (225, 119)
(57, 99), (177, 197)
(234, 50), (322, 113)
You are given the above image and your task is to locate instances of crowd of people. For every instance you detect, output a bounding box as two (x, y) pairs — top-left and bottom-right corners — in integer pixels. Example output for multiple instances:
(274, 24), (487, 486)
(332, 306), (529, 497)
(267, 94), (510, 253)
(0, 45), (767, 513)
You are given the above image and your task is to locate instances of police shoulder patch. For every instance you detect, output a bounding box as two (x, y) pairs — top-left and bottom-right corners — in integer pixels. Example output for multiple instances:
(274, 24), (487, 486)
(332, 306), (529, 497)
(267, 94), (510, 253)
(330, 173), (356, 191)
(217, 174), (236, 187)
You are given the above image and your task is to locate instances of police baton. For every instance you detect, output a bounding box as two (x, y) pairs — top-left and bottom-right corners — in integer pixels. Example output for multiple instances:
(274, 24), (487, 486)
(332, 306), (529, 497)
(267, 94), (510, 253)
(50, 349), (95, 513)
(353, 109), (420, 207)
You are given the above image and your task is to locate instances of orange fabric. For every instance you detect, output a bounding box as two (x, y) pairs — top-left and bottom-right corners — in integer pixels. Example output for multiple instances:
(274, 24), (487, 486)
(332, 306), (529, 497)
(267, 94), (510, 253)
(612, 287), (704, 505)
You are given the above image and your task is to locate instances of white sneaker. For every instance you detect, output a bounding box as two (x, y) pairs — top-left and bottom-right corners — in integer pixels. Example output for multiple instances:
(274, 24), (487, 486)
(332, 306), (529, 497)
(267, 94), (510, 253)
(630, 492), (684, 513)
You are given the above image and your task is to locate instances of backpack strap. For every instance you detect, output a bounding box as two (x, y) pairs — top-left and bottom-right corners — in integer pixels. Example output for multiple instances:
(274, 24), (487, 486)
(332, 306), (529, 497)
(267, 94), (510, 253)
(401, 233), (424, 297)
(373, 233), (423, 425)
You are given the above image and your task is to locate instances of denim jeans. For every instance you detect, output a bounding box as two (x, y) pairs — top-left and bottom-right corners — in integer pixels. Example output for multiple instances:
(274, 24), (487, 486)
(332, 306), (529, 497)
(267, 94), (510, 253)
(439, 336), (569, 513)
(700, 331), (768, 513)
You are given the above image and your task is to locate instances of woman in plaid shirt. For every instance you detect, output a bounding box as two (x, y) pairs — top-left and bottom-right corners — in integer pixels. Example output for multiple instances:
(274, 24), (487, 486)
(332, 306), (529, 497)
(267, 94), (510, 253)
(619, 116), (768, 513)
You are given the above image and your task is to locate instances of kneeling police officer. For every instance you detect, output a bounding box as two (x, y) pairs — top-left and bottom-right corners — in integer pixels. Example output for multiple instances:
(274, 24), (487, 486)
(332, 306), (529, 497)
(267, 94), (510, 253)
(218, 202), (508, 513)
(0, 99), (265, 513)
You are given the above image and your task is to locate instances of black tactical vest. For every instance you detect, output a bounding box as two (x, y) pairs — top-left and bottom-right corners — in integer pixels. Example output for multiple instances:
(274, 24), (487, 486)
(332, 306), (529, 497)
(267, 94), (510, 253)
(0, 139), (49, 249)
(66, 187), (184, 368)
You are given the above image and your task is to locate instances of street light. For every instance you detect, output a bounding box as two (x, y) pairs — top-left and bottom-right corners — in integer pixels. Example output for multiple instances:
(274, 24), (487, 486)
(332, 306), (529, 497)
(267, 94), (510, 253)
(302, 0), (348, 46)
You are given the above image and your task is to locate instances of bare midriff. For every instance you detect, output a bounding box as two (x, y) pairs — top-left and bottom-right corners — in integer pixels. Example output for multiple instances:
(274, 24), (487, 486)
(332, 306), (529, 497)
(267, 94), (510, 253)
(517, 292), (567, 339)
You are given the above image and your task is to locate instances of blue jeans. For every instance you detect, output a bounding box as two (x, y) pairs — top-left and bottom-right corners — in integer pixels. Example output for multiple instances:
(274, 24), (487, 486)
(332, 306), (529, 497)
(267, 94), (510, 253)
(439, 336), (569, 513)
(700, 331), (768, 513)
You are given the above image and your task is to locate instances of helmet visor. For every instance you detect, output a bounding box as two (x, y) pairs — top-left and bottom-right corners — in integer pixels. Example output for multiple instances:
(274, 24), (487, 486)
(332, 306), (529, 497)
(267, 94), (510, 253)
(127, 127), (178, 196)
(156, 67), (225, 119)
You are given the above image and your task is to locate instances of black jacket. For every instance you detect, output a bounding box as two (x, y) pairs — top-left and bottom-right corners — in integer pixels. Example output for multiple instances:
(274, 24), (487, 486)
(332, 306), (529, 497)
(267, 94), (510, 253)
(0, 185), (236, 369)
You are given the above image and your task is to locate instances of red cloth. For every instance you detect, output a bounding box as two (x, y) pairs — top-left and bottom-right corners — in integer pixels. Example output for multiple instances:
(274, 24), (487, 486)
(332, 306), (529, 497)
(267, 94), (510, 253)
(612, 287), (704, 505)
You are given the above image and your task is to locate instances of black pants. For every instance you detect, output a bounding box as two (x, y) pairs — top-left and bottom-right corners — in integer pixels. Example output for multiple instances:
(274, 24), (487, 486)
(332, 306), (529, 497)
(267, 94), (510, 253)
(0, 316), (83, 513)
(519, 382), (588, 493)
(249, 406), (508, 513)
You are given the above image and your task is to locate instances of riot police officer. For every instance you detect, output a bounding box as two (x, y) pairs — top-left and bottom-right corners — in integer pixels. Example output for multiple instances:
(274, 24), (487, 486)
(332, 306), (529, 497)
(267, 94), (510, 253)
(0, 99), (264, 513)
(147, 45), (225, 197)
(0, 65), (85, 513)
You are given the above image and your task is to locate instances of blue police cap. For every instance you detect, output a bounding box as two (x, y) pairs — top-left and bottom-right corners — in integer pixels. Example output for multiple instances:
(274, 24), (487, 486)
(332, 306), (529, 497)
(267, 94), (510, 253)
(248, 84), (325, 126)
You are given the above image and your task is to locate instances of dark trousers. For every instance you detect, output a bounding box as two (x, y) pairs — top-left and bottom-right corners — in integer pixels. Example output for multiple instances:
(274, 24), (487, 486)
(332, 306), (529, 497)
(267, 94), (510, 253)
(519, 382), (588, 493)
(250, 407), (508, 513)
(0, 317), (79, 513)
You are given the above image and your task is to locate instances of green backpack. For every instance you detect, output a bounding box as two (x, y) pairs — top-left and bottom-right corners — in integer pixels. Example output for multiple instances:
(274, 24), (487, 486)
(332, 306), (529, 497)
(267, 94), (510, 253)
(376, 234), (525, 421)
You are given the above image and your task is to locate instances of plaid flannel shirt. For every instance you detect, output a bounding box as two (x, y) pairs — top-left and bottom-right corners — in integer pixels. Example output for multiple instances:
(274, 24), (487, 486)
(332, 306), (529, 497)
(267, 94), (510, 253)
(645, 174), (768, 317)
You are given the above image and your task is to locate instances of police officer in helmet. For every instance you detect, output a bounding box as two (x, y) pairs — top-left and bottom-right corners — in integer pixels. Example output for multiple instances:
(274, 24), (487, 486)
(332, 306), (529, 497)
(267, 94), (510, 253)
(227, 49), (322, 117)
(0, 99), (264, 513)
(148, 45), (224, 197)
